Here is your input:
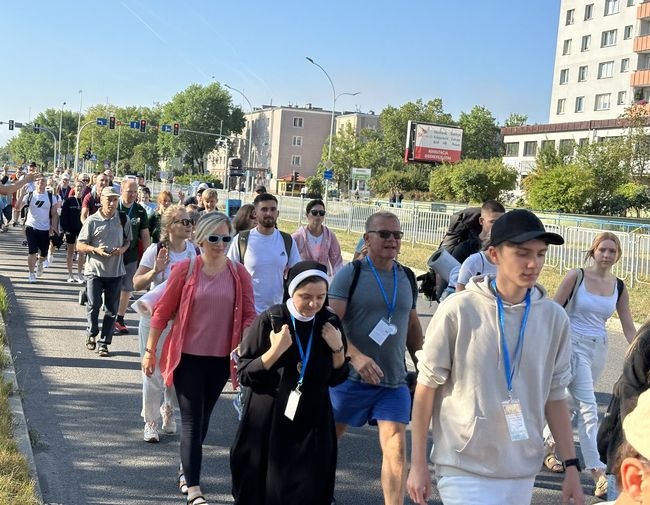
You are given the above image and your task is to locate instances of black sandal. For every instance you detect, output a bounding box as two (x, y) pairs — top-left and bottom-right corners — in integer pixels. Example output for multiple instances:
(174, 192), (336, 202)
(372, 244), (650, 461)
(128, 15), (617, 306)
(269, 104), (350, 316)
(187, 496), (207, 505)
(85, 335), (96, 351)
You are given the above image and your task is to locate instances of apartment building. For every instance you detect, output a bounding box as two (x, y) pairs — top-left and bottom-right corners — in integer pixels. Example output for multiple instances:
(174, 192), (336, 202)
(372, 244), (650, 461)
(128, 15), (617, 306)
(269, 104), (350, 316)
(503, 0), (650, 175)
(335, 111), (380, 136)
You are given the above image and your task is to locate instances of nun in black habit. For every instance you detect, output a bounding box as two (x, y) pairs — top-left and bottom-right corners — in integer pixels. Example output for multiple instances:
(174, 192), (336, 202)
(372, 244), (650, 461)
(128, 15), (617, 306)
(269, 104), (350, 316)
(230, 260), (349, 505)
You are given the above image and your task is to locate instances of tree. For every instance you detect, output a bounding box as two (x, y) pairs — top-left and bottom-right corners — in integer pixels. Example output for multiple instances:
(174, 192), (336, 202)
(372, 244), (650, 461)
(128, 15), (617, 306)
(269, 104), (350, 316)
(524, 164), (593, 213)
(613, 182), (650, 217)
(429, 159), (517, 203)
(503, 113), (528, 128)
(620, 102), (650, 180)
(458, 106), (501, 160)
(158, 83), (245, 174)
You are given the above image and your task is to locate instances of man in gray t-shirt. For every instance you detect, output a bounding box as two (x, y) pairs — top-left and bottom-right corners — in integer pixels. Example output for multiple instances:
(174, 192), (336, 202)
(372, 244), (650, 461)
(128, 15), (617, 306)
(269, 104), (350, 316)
(76, 187), (132, 357)
(328, 211), (423, 505)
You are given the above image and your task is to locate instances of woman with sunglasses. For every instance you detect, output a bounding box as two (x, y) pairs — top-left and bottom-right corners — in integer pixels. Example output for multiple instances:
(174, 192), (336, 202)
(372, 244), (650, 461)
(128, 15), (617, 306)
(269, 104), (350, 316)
(143, 211), (256, 505)
(133, 205), (198, 444)
(230, 260), (348, 505)
(292, 199), (343, 276)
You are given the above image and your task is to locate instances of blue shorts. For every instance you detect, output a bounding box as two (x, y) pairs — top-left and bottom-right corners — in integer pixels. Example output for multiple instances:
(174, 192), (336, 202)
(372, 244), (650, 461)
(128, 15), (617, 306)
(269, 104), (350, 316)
(330, 379), (411, 427)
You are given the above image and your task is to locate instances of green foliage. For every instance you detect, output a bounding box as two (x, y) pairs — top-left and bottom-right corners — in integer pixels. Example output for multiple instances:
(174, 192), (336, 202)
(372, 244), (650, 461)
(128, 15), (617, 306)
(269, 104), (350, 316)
(503, 113), (528, 128)
(429, 158), (516, 203)
(613, 182), (650, 217)
(458, 105), (501, 160)
(370, 170), (428, 195)
(524, 164), (593, 213)
(158, 83), (245, 174)
(173, 173), (222, 187)
(305, 176), (324, 196)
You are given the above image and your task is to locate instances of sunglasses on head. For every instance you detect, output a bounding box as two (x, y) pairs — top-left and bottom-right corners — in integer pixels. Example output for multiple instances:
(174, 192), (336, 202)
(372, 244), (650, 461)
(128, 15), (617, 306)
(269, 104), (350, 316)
(368, 230), (404, 240)
(309, 210), (326, 217)
(173, 219), (194, 226)
(206, 234), (232, 244)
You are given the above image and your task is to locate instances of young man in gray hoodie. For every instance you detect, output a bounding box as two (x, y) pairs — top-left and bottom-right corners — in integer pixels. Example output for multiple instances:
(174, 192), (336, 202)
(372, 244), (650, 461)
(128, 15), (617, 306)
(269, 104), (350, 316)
(407, 209), (584, 505)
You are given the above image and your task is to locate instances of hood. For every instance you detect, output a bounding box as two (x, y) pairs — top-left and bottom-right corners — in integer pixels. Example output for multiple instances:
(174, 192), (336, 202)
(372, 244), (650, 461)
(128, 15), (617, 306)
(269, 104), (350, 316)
(465, 274), (548, 305)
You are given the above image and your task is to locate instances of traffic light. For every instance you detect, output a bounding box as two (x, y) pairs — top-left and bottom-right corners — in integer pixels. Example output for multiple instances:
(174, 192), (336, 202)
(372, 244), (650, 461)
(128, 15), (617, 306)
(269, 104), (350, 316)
(8, 120), (14, 131)
(33, 123), (40, 133)
(140, 119), (147, 133)
(173, 123), (180, 136)
(109, 116), (116, 129)
(292, 170), (299, 182)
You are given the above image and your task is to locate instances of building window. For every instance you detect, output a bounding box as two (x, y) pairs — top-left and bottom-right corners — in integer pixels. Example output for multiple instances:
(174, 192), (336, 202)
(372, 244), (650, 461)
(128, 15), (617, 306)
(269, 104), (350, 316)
(563, 39), (572, 55)
(557, 98), (566, 115)
(601, 29), (617, 47)
(604, 0), (620, 15)
(624, 25), (633, 39)
(291, 155), (301, 166)
(523, 141), (537, 157)
(618, 90), (628, 105)
(541, 140), (556, 151)
(581, 35), (591, 51)
(559, 69), (569, 84)
(504, 142), (519, 157)
(628, 0), (635, 6)
(575, 96), (585, 112)
(598, 61), (615, 78)
(621, 58), (630, 72)
(578, 65), (588, 81)
(595, 93), (611, 110)
(566, 9), (575, 25)
(641, 54), (650, 70)
(585, 3), (594, 19)
(559, 139), (575, 152)
(293, 117), (304, 128)
(579, 138), (589, 147)
(292, 136), (302, 146)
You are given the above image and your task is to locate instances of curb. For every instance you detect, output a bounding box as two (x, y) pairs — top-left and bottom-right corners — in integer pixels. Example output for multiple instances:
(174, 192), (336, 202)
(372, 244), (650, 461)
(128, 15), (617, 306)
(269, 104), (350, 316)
(0, 310), (44, 503)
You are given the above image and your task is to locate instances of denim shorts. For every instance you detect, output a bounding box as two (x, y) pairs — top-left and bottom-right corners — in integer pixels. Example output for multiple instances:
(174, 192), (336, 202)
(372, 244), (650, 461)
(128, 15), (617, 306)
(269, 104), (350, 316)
(329, 379), (411, 426)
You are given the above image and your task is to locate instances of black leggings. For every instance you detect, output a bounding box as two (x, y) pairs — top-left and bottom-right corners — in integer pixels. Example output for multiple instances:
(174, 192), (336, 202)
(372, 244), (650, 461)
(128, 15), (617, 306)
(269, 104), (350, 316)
(173, 353), (230, 488)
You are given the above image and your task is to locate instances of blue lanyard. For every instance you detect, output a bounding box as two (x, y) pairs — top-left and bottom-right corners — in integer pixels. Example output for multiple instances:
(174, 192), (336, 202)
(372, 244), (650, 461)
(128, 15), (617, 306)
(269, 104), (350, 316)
(366, 257), (398, 321)
(290, 315), (314, 386)
(491, 279), (531, 394)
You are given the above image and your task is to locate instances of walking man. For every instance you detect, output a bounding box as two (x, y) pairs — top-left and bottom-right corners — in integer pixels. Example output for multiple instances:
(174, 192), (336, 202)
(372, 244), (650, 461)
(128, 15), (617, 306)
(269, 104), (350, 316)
(81, 172), (110, 222)
(328, 210), (423, 505)
(407, 209), (584, 505)
(76, 187), (131, 357)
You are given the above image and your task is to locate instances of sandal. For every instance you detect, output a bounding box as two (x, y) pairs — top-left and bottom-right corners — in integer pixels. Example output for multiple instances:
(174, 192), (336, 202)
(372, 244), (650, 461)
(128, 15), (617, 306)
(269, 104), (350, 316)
(178, 471), (188, 495)
(187, 496), (208, 505)
(85, 335), (96, 351)
(544, 453), (565, 473)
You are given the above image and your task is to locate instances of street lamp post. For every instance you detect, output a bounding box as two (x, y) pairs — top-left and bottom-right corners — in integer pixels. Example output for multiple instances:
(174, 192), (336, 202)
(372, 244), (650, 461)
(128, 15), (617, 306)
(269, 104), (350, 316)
(73, 90), (83, 172)
(225, 84), (254, 192)
(57, 101), (66, 169)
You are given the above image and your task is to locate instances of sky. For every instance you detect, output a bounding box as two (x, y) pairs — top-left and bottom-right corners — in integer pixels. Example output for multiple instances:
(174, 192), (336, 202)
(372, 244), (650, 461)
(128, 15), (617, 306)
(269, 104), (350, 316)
(0, 0), (561, 147)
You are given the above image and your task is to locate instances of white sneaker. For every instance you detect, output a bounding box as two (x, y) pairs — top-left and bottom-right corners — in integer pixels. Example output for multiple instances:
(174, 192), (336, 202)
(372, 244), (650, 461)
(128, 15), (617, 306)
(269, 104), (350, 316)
(47, 253), (54, 264)
(42, 259), (49, 269)
(143, 421), (159, 443)
(28, 272), (36, 283)
(75, 274), (85, 284)
(160, 404), (176, 434)
(67, 275), (75, 283)
(36, 261), (44, 277)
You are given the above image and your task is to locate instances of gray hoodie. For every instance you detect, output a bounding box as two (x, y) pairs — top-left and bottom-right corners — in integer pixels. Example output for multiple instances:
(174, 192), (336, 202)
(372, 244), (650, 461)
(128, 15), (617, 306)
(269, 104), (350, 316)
(416, 275), (572, 479)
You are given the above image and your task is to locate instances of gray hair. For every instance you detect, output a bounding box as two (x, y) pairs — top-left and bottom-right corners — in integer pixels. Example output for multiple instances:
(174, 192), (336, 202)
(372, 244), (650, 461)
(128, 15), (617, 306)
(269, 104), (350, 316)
(194, 211), (232, 245)
(365, 211), (399, 232)
(160, 205), (187, 245)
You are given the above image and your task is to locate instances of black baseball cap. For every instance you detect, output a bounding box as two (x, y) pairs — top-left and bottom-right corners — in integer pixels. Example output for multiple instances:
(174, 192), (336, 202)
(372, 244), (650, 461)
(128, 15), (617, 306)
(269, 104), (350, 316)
(487, 209), (564, 247)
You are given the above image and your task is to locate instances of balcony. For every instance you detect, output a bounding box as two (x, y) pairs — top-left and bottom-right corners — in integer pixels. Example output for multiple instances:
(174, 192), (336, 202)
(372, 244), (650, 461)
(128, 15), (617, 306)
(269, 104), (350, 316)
(635, 34), (650, 52)
(639, 1), (650, 19)
(631, 69), (650, 86)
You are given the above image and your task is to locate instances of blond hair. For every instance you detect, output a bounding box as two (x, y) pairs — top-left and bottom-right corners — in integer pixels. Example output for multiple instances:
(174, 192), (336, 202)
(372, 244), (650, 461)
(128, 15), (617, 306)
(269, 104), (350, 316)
(585, 231), (622, 263)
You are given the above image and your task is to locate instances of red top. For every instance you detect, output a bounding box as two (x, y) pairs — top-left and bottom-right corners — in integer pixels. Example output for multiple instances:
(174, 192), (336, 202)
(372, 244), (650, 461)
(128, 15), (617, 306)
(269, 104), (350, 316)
(151, 256), (256, 388)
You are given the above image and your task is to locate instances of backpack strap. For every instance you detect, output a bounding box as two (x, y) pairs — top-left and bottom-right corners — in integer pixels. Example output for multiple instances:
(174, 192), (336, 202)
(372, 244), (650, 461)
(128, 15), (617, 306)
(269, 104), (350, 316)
(616, 277), (624, 301)
(279, 230), (293, 259)
(237, 229), (251, 263)
(563, 268), (584, 309)
(118, 212), (128, 241)
(266, 304), (285, 333)
(347, 259), (417, 306)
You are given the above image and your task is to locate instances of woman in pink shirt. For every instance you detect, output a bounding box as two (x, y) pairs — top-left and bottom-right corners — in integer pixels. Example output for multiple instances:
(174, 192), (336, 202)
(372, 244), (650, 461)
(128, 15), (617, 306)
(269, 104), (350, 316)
(143, 211), (256, 505)
(292, 199), (343, 276)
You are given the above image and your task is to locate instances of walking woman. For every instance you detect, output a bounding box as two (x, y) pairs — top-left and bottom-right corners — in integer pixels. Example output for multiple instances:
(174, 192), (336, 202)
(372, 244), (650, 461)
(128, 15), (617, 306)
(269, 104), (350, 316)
(291, 199), (343, 276)
(554, 231), (636, 498)
(148, 190), (174, 243)
(143, 211), (256, 505)
(232, 203), (256, 234)
(133, 205), (197, 443)
(59, 179), (85, 283)
(230, 260), (348, 505)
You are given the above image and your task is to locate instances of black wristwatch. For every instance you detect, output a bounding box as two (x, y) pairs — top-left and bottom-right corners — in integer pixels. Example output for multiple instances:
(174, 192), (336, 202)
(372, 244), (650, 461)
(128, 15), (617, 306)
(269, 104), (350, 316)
(564, 458), (582, 472)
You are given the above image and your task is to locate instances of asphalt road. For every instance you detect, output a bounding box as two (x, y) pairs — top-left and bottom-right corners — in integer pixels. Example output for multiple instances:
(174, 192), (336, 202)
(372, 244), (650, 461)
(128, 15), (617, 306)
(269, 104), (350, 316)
(0, 226), (627, 505)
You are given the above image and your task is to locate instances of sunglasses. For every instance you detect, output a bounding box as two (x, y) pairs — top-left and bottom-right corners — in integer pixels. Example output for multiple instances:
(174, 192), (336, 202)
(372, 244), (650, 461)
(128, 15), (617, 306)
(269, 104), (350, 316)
(173, 219), (194, 226)
(368, 230), (404, 240)
(206, 234), (232, 244)
(309, 210), (326, 217)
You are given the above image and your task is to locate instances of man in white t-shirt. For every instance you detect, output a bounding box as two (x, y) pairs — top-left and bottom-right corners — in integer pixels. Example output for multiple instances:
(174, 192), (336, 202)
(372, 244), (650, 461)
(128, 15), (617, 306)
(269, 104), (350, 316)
(455, 249), (498, 292)
(19, 177), (58, 282)
(227, 192), (301, 314)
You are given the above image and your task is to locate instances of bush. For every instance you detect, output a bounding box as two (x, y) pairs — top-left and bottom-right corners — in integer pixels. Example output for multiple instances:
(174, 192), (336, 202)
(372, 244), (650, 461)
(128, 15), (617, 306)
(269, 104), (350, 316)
(173, 174), (222, 188)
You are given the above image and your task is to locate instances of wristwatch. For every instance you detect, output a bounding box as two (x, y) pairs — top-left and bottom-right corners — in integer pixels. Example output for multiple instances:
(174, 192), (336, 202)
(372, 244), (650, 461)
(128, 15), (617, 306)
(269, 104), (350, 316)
(563, 458), (582, 472)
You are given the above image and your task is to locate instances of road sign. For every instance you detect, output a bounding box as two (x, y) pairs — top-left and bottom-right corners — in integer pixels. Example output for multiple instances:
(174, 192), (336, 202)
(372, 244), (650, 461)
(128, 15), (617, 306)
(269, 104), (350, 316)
(351, 167), (372, 181)
(161, 124), (172, 133)
(96, 118), (108, 126)
(323, 169), (334, 180)
(129, 121), (140, 129)
(324, 159), (334, 170)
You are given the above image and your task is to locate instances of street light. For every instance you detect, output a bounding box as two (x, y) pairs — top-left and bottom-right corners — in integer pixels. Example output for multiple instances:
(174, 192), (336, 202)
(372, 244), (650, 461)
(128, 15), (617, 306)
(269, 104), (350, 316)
(74, 90), (83, 172)
(58, 101), (66, 169)
(305, 57), (360, 162)
(225, 84), (254, 191)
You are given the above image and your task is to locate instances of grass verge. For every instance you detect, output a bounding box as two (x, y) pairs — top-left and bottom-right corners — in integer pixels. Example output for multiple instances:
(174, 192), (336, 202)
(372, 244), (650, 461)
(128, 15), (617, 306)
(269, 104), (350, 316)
(0, 284), (39, 504)
(279, 220), (648, 324)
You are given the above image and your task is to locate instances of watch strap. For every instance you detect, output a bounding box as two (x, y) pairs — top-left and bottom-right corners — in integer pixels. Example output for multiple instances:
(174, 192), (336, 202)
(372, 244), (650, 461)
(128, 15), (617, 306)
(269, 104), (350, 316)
(563, 458), (582, 472)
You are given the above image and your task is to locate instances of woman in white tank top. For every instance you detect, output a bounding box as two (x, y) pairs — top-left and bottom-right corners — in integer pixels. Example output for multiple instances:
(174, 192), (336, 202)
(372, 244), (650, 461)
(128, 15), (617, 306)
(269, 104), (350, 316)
(552, 232), (636, 499)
